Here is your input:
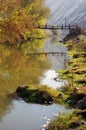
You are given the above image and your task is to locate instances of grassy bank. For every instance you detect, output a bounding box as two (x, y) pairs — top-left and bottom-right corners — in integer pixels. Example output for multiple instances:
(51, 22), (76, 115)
(61, 35), (86, 107)
(48, 35), (86, 130)
(48, 110), (86, 130)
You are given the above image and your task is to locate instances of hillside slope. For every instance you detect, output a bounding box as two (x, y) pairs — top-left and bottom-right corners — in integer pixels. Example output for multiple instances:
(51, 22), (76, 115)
(45, 0), (86, 27)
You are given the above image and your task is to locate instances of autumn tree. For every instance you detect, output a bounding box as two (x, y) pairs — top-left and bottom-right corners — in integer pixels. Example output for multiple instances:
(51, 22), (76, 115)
(0, 0), (50, 45)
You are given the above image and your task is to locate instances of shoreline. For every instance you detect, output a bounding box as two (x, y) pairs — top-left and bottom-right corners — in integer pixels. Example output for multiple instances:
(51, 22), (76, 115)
(48, 34), (86, 130)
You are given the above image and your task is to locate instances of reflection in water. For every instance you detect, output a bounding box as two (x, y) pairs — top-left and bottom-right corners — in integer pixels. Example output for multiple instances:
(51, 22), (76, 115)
(0, 94), (13, 121)
(40, 36), (68, 89)
(0, 39), (50, 93)
(0, 39), (50, 125)
(0, 37), (69, 130)
(40, 70), (66, 89)
(42, 37), (68, 70)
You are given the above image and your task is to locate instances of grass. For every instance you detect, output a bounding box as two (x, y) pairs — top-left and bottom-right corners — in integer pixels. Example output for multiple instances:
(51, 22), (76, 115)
(48, 110), (86, 130)
(60, 35), (86, 92)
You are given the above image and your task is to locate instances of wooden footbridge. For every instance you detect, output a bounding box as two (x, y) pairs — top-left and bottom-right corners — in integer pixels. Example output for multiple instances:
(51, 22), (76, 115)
(37, 24), (84, 35)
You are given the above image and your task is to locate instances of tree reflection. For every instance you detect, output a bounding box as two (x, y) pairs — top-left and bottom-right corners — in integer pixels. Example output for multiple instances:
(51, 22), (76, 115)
(0, 39), (50, 92)
(0, 39), (50, 120)
(0, 93), (13, 121)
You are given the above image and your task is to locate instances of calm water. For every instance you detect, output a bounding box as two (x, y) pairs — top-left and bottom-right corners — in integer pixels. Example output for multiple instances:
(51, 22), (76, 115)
(0, 35), (70, 130)
(0, 100), (70, 130)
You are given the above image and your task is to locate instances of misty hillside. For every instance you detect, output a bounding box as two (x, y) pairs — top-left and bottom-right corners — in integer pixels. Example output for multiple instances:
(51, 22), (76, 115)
(45, 0), (86, 27)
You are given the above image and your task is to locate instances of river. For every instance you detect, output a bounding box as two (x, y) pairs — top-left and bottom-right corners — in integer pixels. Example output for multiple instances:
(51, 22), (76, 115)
(0, 32), (71, 130)
(0, 0), (85, 129)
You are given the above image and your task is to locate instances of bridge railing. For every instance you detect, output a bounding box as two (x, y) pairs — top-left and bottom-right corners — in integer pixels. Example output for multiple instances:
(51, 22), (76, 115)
(37, 24), (78, 30)
(37, 24), (84, 35)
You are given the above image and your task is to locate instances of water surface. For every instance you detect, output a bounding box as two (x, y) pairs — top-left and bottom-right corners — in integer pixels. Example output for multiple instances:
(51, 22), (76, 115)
(0, 100), (70, 130)
(0, 36), (69, 130)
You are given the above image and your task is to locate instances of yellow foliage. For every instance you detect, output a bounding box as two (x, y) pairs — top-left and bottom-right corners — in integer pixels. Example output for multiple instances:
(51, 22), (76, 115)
(0, 0), (50, 45)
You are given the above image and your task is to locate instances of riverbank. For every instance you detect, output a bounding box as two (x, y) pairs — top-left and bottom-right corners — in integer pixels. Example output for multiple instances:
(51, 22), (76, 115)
(61, 35), (86, 108)
(48, 34), (86, 130)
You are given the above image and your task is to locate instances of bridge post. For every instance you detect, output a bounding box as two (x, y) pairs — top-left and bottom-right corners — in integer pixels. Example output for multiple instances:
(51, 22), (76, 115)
(61, 25), (63, 29)
(65, 18), (67, 27)
(76, 25), (82, 35)
(75, 25), (78, 35)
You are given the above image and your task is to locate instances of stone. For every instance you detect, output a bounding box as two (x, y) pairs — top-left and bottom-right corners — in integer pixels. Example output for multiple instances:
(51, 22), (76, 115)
(76, 96), (86, 109)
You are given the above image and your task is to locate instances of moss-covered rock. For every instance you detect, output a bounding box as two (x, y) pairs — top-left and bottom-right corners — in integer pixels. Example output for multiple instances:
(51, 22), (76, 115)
(16, 85), (59, 104)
